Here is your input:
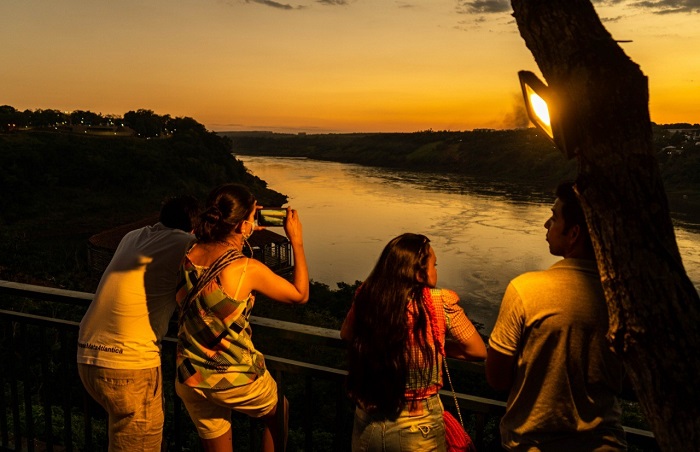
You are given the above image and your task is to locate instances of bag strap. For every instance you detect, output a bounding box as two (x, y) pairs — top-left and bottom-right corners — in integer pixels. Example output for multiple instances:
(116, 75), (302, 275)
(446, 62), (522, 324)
(178, 247), (245, 328)
(443, 354), (465, 428)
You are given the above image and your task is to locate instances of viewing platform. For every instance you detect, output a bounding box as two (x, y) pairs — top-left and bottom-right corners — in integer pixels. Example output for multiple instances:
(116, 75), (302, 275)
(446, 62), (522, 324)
(0, 280), (659, 451)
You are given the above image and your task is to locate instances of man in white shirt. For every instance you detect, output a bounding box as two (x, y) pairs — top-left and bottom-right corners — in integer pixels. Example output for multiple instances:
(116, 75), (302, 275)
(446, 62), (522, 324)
(77, 195), (199, 452)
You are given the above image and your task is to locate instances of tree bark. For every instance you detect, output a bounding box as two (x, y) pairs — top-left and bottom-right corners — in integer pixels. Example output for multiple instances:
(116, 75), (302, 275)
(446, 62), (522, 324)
(510, 1), (700, 450)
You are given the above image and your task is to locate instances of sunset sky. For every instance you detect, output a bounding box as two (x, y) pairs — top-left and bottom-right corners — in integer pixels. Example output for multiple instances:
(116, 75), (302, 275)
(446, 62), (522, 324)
(1, 0), (698, 133)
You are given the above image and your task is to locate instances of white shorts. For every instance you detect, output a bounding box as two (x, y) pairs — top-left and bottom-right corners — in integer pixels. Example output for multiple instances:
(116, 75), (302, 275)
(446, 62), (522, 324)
(175, 370), (278, 439)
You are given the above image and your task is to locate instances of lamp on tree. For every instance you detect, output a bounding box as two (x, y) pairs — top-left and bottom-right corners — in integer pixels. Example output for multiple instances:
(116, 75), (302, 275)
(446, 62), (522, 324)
(518, 70), (573, 159)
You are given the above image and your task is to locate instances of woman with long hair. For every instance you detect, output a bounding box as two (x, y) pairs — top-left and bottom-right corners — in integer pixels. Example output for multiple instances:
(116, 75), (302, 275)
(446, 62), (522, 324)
(175, 183), (308, 452)
(341, 233), (486, 451)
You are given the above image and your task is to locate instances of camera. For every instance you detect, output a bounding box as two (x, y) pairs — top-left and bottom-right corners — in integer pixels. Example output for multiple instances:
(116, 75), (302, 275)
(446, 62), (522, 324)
(256, 207), (287, 227)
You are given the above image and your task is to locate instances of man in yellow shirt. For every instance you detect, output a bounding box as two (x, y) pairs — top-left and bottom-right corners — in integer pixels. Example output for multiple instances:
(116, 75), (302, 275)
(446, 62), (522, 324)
(486, 182), (626, 451)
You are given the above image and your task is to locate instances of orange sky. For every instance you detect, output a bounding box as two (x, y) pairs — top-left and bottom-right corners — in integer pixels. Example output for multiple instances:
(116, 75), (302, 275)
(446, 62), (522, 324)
(1, 1), (698, 133)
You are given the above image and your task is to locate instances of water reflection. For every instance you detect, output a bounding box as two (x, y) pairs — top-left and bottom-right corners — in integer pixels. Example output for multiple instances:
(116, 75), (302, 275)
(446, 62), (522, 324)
(238, 155), (700, 334)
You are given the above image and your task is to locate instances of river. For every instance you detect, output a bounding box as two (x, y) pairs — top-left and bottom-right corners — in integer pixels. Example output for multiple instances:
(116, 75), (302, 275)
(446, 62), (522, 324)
(237, 155), (700, 334)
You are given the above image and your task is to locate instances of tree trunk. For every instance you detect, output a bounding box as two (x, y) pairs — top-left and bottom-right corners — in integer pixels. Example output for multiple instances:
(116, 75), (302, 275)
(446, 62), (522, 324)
(510, 1), (700, 450)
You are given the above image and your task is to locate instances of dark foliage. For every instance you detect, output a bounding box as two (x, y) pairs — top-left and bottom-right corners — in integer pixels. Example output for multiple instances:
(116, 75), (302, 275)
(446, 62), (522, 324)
(0, 127), (285, 289)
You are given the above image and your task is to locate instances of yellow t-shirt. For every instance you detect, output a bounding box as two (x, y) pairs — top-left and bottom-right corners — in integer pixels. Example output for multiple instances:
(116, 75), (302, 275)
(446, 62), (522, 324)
(489, 258), (626, 450)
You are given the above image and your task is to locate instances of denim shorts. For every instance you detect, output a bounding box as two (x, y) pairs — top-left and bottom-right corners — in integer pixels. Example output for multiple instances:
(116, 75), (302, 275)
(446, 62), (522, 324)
(78, 364), (163, 452)
(352, 394), (446, 452)
(175, 369), (278, 439)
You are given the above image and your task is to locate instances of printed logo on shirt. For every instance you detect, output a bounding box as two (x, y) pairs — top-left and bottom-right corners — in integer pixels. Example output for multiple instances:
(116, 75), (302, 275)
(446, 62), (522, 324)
(77, 342), (123, 354)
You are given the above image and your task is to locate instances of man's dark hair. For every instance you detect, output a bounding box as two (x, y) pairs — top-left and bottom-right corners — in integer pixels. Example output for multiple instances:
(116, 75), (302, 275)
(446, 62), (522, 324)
(159, 195), (200, 232)
(555, 181), (593, 251)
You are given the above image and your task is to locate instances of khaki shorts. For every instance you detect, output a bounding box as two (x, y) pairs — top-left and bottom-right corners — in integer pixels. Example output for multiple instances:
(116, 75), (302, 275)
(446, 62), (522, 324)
(78, 364), (163, 452)
(175, 370), (278, 439)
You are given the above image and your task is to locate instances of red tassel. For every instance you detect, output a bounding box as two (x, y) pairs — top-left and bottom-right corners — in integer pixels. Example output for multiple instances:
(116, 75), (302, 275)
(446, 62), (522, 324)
(443, 410), (476, 452)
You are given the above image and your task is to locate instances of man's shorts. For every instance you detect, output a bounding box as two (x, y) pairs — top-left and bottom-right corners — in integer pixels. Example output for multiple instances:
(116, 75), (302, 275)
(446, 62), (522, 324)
(78, 364), (163, 452)
(175, 370), (278, 439)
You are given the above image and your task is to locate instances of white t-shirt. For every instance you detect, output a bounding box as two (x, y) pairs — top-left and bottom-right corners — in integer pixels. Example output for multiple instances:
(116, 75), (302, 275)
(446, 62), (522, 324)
(77, 223), (195, 369)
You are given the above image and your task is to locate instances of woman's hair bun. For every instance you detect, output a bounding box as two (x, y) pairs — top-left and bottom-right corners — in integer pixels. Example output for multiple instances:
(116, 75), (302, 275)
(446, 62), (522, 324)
(201, 206), (222, 224)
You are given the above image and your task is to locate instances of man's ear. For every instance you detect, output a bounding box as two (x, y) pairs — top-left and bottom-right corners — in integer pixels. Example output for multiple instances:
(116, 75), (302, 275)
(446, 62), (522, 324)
(567, 224), (581, 245)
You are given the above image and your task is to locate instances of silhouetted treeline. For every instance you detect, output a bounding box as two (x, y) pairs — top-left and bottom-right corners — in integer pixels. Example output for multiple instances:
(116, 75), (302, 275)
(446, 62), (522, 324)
(0, 105), (209, 139)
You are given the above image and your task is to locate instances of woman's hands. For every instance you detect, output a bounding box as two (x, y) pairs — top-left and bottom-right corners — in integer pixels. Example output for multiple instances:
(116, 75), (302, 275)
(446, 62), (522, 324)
(283, 207), (303, 246)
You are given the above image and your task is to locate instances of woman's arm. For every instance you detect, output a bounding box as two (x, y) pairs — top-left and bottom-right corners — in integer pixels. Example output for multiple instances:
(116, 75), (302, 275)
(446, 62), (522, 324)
(445, 335), (486, 360)
(250, 207), (309, 304)
(442, 289), (487, 361)
(285, 208), (309, 303)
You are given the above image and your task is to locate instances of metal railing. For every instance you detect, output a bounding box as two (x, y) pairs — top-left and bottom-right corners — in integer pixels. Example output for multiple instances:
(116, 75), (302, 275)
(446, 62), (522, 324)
(0, 280), (658, 451)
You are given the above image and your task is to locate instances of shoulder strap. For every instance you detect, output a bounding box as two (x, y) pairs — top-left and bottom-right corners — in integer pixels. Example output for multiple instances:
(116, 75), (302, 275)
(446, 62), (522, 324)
(178, 248), (244, 328)
(233, 258), (250, 300)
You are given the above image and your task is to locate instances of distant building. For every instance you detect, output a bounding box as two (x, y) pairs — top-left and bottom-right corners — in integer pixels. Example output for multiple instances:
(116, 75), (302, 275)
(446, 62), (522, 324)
(70, 124), (135, 136)
(662, 145), (682, 156)
(667, 128), (700, 140)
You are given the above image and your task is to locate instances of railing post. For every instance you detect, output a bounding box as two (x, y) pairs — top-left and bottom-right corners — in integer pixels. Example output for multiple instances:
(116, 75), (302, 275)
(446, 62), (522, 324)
(10, 322), (22, 451)
(473, 412), (486, 451)
(82, 394), (93, 452)
(0, 320), (8, 448)
(334, 375), (349, 451)
(60, 330), (73, 452)
(304, 376), (313, 451)
(274, 368), (286, 450)
(39, 328), (55, 452)
(20, 323), (36, 452)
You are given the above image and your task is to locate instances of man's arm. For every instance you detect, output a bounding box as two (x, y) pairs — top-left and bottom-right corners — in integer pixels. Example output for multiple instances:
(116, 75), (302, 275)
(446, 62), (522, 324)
(485, 347), (516, 392)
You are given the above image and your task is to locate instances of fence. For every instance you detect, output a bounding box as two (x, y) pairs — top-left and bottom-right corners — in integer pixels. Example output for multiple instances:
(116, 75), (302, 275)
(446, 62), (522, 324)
(0, 280), (657, 451)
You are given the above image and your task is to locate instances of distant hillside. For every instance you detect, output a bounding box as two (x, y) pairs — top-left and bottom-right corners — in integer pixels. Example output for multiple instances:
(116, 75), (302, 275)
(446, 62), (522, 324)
(0, 128), (285, 288)
(223, 129), (576, 185)
(222, 125), (700, 195)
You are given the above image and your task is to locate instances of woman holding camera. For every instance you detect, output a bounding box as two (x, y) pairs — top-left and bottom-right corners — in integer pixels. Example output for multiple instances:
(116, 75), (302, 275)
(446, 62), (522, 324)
(341, 233), (486, 451)
(175, 183), (308, 452)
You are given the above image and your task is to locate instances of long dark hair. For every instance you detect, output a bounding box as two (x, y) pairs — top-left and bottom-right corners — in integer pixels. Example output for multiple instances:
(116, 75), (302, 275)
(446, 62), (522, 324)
(194, 183), (256, 243)
(346, 233), (435, 418)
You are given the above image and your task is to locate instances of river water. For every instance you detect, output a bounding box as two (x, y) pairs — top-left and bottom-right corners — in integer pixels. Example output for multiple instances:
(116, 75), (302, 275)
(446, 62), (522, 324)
(237, 155), (700, 333)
